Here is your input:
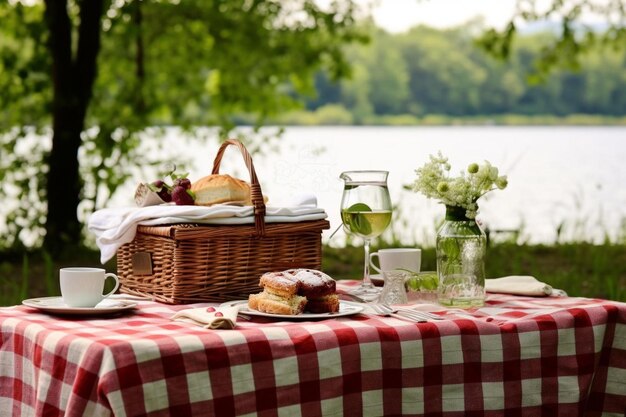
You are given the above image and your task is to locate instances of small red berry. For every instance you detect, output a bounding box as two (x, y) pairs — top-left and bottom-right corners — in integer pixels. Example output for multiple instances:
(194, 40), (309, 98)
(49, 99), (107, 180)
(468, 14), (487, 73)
(174, 178), (192, 190)
(158, 189), (172, 202)
(151, 180), (172, 202)
(214, 312), (224, 317)
(172, 185), (194, 205)
(206, 307), (216, 313)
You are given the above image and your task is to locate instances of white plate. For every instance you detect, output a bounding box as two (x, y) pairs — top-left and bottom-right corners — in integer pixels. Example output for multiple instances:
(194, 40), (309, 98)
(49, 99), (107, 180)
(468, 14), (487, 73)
(221, 300), (364, 320)
(22, 297), (137, 316)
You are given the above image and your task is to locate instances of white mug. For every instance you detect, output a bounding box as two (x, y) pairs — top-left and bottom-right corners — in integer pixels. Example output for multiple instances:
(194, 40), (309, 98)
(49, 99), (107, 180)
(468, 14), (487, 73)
(369, 248), (421, 274)
(60, 267), (120, 308)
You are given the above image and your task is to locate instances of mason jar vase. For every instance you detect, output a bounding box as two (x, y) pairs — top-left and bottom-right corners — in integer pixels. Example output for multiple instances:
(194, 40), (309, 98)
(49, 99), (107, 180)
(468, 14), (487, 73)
(436, 205), (486, 308)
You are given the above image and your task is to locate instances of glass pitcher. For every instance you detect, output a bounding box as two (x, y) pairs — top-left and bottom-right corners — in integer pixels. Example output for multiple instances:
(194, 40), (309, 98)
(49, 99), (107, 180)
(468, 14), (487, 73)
(339, 170), (392, 299)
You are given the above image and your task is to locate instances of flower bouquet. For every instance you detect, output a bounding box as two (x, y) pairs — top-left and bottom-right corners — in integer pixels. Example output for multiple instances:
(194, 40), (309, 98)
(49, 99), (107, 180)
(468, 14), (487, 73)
(412, 152), (508, 307)
(412, 151), (508, 219)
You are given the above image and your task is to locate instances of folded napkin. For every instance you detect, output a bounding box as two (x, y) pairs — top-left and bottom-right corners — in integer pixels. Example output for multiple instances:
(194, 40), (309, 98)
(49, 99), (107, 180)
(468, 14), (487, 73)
(88, 193), (327, 263)
(486, 276), (554, 297)
(171, 306), (240, 329)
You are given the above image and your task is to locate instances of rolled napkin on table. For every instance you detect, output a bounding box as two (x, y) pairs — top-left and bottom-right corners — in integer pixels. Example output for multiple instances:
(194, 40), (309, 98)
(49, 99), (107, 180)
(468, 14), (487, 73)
(171, 306), (240, 329)
(485, 275), (556, 297)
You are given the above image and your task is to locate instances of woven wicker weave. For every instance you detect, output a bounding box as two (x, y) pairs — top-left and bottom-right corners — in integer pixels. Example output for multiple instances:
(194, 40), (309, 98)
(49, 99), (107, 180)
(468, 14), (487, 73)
(116, 139), (330, 304)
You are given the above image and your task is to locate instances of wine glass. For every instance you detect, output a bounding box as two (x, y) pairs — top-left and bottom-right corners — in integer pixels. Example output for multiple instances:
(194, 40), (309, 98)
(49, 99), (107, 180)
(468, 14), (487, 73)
(340, 171), (393, 300)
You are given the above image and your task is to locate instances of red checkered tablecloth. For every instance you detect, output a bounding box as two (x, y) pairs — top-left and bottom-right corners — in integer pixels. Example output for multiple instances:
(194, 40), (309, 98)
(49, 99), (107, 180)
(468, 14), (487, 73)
(1, 281), (625, 417)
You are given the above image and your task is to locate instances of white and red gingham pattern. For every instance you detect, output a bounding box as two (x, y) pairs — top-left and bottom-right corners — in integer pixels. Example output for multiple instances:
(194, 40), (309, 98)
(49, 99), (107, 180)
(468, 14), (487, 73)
(1, 281), (625, 417)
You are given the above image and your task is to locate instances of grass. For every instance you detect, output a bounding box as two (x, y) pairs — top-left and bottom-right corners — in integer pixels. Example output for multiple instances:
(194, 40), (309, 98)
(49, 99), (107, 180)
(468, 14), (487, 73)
(0, 247), (116, 307)
(1, 242), (625, 306)
(323, 242), (626, 302)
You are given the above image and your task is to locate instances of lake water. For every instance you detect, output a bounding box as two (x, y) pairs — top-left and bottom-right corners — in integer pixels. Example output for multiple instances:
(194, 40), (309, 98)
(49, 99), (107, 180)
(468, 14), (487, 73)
(113, 125), (626, 246)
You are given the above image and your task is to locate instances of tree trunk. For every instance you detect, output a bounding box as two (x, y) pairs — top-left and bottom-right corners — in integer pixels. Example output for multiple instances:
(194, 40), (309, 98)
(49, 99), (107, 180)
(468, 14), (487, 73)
(43, 0), (104, 252)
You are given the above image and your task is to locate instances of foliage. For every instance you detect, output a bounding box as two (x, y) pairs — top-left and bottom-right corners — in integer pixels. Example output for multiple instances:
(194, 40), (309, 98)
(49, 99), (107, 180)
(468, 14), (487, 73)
(0, 0), (365, 250)
(478, 0), (626, 79)
(305, 24), (626, 119)
(264, 108), (626, 126)
(2, 1), (626, 251)
(322, 242), (626, 302)
(0, 246), (115, 306)
(0, 2), (50, 249)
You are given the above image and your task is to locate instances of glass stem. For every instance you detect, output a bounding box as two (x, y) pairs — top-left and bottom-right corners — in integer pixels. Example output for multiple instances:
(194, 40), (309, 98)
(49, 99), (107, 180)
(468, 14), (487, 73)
(362, 238), (373, 288)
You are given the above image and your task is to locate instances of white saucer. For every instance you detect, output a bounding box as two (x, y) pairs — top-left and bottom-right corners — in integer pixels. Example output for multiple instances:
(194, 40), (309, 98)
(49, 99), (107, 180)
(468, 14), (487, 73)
(221, 300), (364, 320)
(22, 297), (137, 316)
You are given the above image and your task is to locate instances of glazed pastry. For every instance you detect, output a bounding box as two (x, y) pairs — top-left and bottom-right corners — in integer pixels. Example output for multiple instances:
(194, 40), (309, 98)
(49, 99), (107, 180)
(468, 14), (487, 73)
(248, 293), (307, 315)
(248, 271), (307, 315)
(289, 269), (339, 313)
(248, 269), (339, 315)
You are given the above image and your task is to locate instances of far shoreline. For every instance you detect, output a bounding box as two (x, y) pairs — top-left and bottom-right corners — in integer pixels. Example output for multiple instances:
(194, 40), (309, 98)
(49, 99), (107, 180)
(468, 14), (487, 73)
(261, 111), (626, 127)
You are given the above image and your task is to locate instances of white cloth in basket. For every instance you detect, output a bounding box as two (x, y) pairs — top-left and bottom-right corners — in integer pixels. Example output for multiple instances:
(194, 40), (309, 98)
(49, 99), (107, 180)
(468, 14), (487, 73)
(88, 193), (326, 263)
(171, 306), (240, 329)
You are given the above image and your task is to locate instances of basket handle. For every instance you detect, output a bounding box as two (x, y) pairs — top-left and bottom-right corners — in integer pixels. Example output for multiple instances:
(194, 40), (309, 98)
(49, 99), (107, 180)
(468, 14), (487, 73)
(211, 139), (266, 236)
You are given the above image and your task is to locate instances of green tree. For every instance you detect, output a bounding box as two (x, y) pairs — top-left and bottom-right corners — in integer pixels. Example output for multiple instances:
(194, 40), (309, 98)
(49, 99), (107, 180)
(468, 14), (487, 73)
(365, 29), (409, 115)
(0, 0), (363, 251)
(581, 47), (626, 114)
(309, 21), (626, 118)
(339, 54), (374, 122)
(0, 1), (50, 248)
(479, 0), (626, 75)
(510, 34), (572, 115)
(44, 0), (105, 253)
(399, 26), (487, 116)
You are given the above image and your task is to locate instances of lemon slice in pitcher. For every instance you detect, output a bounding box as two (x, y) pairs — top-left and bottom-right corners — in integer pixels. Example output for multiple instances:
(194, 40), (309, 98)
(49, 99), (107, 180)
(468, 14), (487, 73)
(341, 203), (373, 236)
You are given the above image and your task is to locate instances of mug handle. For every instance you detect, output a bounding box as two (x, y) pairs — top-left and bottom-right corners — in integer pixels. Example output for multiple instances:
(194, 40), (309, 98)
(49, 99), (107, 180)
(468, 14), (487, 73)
(102, 273), (120, 299)
(369, 252), (382, 274)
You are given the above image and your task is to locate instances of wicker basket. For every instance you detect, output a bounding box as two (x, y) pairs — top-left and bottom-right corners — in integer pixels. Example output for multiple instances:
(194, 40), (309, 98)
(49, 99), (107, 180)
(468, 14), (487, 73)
(116, 139), (330, 304)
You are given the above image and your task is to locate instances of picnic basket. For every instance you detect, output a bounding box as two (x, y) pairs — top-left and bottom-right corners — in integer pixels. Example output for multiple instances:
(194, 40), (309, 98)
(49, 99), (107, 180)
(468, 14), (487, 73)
(116, 139), (330, 304)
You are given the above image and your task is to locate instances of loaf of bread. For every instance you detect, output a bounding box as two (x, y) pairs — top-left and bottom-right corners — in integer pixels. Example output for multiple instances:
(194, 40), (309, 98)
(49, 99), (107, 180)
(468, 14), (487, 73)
(191, 174), (251, 206)
(248, 269), (339, 315)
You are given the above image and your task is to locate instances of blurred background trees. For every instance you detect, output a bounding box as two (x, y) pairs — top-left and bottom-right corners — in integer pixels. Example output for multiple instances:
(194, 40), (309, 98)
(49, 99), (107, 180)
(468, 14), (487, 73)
(1, 0), (625, 303)
(1, 0), (626, 253)
(0, 0), (363, 252)
(303, 24), (626, 120)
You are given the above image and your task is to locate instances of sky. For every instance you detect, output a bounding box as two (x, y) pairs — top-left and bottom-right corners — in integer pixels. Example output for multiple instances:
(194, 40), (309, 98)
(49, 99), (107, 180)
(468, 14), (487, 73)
(367, 0), (518, 32)
(365, 0), (612, 32)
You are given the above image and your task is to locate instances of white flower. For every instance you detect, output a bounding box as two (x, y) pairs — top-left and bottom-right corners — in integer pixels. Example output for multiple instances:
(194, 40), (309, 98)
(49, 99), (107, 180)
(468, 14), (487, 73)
(412, 152), (508, 219)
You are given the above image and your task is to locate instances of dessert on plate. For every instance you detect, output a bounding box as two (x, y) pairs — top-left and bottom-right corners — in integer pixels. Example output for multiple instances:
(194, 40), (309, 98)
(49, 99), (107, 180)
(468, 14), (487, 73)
(248, 269), (340, 315)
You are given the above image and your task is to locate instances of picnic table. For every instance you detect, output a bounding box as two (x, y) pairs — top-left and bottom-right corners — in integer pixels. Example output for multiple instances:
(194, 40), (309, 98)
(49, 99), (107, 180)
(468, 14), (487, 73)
(1, 281), (625, 416)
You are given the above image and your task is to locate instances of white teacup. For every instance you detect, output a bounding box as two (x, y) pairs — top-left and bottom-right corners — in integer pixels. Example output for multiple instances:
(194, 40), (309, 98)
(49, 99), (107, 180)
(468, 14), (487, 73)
(60, 267), (120, 308)
(369, 248), (421, 274)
